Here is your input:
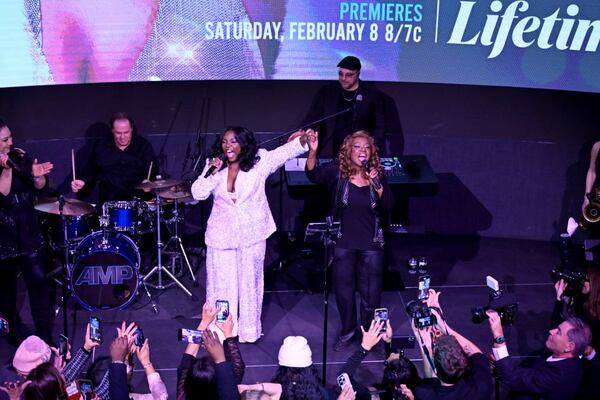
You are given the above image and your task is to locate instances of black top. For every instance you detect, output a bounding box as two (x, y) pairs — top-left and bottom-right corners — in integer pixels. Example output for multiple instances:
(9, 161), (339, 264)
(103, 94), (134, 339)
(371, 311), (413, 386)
(78, 135), (157, 203)
(0, 149), (45, 259)
(305, 162), (394, 248)
(414, 353), (493, 400)
(301, 81), (386, 158)
(336, 183), (379, 250)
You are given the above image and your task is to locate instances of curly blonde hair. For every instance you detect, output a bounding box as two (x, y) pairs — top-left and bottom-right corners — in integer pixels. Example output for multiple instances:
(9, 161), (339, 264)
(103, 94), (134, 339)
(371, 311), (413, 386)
(337, 130), (382, 180)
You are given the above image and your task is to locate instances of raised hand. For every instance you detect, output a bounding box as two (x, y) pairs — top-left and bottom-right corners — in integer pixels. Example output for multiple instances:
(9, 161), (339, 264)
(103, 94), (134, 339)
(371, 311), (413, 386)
(83, 323), (101, 352)
(216, 313), (235, 339)
(0, 381), (30, 400)
(198, 302), (220, 330)
(307, 129), (319, 153)
(360, 320), (384, 351)
(110, 336), (129, 363)
(554, 279), (568, 301)
(31, 159), (53, 177)
(203, 330), (226, 364)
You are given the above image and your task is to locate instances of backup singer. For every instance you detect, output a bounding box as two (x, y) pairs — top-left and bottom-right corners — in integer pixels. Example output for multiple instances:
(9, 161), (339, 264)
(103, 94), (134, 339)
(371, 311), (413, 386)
(306, 130), (393, 351)
(191, 127), (309, 343)
(0, 118), (55, 345)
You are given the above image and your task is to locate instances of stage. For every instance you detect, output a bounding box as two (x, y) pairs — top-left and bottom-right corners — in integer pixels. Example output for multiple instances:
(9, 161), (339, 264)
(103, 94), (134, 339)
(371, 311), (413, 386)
(0, 232), (559, 399)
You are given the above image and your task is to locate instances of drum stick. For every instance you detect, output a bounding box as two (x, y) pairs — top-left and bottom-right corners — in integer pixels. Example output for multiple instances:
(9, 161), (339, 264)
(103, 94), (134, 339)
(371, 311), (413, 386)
(147, 161), (153, 181)
(71, 149), (76, 180)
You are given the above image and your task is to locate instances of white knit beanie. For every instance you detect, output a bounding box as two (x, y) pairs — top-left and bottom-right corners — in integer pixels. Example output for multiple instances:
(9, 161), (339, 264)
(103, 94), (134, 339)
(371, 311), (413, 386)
(12, 335), (52, 376)
(278, 336), (312, 368)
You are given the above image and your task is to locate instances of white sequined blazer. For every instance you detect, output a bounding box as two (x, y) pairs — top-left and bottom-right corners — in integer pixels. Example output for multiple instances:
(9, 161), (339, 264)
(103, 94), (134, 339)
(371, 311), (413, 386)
(191, 137), (308, 249)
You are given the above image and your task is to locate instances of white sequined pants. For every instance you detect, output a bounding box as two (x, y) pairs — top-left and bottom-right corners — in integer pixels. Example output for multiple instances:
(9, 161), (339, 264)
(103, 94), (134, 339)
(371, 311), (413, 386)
(205, 240), (266, 343)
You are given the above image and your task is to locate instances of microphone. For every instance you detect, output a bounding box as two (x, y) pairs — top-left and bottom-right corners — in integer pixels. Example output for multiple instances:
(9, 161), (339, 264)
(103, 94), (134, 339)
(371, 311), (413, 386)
(204, 154), (227, 178)
(4, 157), (20, 171)
(354, 93), (363, 109)
(361, 160), (382, 190)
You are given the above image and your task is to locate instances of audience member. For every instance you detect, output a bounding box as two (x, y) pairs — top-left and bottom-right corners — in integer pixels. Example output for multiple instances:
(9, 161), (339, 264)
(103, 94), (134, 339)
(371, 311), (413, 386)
(272, 336), (330, 400)
(177, 302), (244, 400)
(412, 290), (493, 400)
(238, 383), (282, 400)
(489, 310), (588, 400)
(23, 362), (67, 400)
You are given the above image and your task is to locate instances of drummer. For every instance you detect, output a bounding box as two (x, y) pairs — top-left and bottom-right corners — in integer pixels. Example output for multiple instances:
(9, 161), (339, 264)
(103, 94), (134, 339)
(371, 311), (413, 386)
(0, 118), (55, 346)
(71, 112), (158, 203)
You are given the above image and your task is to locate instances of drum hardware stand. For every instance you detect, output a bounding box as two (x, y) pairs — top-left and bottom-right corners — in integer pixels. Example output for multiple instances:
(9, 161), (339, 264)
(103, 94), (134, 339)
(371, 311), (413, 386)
(162, 200), (197, 285)
(143, 190), (193, 297)
(58, 196), (70, 335)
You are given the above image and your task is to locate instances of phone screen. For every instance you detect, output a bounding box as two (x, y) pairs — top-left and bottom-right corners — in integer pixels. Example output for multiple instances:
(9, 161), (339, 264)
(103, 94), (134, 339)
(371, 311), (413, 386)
(89, 316), (102, 343)
(77, 379), (94, 400)
(134, 327), (145, 347)
(374, 308), (388, 332)
(418, 275), (431, 300)
(178, 328), (203, 344)
(216, 300), (229, 323)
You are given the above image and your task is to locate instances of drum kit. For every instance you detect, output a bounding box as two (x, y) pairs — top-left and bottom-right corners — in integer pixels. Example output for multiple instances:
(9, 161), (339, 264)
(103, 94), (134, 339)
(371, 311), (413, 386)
(36, 179), (196, 314)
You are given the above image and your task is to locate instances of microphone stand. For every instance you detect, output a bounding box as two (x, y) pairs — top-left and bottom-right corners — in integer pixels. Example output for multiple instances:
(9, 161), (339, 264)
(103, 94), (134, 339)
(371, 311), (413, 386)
(257, 105), (355, 147)
(58, 195), (69, 336)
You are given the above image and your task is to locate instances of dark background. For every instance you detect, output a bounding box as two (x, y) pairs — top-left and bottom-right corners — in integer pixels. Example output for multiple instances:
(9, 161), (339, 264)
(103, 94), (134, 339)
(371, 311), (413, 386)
(1, 79), (599, 241)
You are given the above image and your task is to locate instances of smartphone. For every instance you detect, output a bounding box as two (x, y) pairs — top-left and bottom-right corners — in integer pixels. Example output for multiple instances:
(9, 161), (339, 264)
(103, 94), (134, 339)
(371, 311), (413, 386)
(417, 275), (431, 300)
(77, 379), (94, 400)
(216, 300), (230, 323)
(336, 373), (352, 390)
(391, 335), (416, 351)
(59, 334), (69, 360)
(89, 316), (102, 343)
(374, 308), (388, 333)
(0, 317), (9, 335)
(178, 328), (203, 344)
(134, 327), (145, 347)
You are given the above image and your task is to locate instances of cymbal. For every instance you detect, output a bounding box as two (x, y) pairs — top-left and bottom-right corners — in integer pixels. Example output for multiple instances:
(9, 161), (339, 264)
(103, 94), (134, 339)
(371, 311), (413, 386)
(35, 198), (95, 217)
(136, 178), (183, 191)
(159, 189), (192, 201)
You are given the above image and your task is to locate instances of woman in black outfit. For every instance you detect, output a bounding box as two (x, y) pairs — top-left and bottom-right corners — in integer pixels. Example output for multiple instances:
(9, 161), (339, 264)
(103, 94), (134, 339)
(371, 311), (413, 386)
(306, 129), (393, 351)
(0, 119), (54, 345)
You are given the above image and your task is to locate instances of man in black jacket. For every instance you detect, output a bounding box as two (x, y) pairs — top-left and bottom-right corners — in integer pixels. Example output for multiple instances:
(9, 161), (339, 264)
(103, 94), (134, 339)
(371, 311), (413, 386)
(488, 311), (589, 400)
(301, 56), (386, 158)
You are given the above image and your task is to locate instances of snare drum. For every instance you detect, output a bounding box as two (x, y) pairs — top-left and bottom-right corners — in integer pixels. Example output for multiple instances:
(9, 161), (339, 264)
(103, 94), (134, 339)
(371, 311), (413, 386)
(71, 231), (140, 311)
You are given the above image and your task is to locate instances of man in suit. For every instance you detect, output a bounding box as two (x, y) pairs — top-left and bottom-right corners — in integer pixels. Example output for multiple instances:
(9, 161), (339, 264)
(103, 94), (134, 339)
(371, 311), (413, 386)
(488, 310), (589, 400)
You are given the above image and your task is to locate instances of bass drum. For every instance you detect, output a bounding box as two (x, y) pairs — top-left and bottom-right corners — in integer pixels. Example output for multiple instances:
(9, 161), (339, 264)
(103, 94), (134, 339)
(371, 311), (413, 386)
(71, 231), (140, 311)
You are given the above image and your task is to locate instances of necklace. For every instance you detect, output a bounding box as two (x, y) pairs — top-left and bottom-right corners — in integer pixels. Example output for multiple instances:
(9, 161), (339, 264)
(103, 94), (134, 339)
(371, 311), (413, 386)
(342, 90), (358, 102)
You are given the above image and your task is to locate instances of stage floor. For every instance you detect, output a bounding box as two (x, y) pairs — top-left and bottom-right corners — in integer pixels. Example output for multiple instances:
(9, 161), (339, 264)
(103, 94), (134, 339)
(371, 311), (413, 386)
(1, 233), (559, 399)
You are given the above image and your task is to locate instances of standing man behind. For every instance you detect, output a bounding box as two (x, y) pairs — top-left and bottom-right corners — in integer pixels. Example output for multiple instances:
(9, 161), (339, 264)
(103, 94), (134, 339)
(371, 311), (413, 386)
(71, 112), (157, 203)
(301, 56), (386, 158)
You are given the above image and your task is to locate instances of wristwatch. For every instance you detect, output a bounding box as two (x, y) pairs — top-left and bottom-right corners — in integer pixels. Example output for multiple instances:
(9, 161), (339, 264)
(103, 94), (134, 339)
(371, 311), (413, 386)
(493, 336), (506, 344)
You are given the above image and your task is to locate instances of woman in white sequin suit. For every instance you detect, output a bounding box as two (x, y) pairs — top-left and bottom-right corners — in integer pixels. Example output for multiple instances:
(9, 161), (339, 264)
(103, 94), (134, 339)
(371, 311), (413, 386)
(191, 127), (308, 343)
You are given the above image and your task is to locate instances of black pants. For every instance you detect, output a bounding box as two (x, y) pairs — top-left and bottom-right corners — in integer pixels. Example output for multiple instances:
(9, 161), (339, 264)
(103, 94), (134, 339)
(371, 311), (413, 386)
(333, 247), (383, 339)
(0, 251), (54, 345)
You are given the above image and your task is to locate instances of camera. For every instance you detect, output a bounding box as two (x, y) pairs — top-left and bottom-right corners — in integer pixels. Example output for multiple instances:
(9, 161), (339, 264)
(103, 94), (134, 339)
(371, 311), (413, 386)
(471, 276), (518, 326)
(405, 299), (437, 329)
(551, 267), (587, 297)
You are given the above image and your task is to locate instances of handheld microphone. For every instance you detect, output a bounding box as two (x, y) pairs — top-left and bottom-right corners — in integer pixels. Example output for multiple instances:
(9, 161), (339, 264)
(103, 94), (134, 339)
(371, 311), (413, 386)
(3, 156), (20, 171)
(204, 154), (227, 178)
(354, 94), (363, 109)
(361, 160), (382, 190)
